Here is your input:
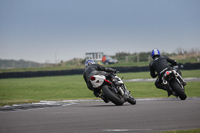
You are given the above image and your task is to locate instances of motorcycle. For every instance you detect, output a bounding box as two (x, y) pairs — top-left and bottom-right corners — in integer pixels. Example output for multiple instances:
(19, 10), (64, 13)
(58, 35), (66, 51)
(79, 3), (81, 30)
(89, 72), (136, 106)
(162, 68), (187, 100)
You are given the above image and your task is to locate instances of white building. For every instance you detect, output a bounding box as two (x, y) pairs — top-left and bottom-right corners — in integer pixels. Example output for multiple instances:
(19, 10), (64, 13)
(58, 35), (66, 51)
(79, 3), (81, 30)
(85, 52), (104, 61)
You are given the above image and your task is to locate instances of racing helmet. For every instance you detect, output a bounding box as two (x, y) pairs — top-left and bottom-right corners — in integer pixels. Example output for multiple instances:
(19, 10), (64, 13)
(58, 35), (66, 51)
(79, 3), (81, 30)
(85, 60), (95, 67)
(151, 49), (161, 59)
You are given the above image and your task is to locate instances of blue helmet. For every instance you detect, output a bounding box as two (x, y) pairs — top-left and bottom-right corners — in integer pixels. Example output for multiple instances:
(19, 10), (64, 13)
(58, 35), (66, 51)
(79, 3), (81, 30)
(151, 49), (161, 59)
(85, 60), (95, 67)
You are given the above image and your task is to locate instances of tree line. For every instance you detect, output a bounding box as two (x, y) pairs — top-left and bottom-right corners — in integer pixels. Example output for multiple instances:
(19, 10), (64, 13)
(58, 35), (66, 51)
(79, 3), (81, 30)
(113, 47), (200, 63)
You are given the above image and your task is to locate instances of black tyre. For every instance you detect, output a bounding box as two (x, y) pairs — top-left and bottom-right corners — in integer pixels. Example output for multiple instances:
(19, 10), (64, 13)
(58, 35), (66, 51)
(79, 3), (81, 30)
(102, 85), (124, 106)
(127, 96), (136, 105)
(170, 80), (187, 100)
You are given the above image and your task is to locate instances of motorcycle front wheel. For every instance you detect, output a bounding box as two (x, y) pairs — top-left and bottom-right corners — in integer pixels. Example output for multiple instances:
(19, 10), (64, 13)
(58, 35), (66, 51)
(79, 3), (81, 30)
(170, 80), (187, 100)
(102, 85), (124, 106)
(127, 95), (136, 105)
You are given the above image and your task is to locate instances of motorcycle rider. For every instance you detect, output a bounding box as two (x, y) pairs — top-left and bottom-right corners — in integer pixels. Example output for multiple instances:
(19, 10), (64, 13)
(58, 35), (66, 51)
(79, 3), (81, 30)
(149, 49), (186, 96)
(83, 60), (117, 103)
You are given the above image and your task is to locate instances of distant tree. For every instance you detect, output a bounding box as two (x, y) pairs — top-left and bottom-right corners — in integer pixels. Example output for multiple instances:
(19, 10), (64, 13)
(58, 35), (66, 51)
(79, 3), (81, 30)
(139, 52), (151, 62)
(176, 47), (186, 55)
(115, 52), (130, 57)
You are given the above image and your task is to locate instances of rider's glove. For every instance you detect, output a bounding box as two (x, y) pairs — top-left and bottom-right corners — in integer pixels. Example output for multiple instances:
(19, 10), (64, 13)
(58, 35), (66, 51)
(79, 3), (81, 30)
(113, 69), (117, 73)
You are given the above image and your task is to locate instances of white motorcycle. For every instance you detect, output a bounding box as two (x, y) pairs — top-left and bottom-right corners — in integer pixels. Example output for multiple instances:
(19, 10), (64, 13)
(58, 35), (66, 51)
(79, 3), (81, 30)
(90, 72), (136, 106)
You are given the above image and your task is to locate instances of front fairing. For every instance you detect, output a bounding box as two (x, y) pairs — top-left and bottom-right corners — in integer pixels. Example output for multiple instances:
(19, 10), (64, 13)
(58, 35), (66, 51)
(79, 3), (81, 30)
(114, 75), (124, 84)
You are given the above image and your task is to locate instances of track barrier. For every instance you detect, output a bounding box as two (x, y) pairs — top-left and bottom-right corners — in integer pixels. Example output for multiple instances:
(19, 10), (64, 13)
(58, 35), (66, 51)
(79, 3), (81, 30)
(0, 63), (200, 79)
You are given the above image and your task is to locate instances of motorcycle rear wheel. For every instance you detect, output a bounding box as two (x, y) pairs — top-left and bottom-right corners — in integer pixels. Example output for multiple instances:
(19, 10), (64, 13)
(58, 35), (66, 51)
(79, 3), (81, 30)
(102, 85), (124, 106)
(170, 80), (187, 100)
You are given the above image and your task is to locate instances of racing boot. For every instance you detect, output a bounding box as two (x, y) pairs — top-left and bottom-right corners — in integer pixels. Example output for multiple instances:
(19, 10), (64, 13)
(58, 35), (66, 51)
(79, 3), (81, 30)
(156, 84), (167, 91)
(99, 94), (110, 103)
(162, 84), (173, 97)
(156, 83), (172, 97)
(166, 87), (173, 97)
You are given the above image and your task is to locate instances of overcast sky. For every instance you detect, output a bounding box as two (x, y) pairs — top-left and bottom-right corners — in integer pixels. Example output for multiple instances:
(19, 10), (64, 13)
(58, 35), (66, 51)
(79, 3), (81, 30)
(0, 0), (199, 63)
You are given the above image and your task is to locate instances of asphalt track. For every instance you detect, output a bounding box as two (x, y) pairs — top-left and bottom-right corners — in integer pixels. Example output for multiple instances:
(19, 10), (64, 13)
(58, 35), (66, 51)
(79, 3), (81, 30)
(0, 98), (200, 133)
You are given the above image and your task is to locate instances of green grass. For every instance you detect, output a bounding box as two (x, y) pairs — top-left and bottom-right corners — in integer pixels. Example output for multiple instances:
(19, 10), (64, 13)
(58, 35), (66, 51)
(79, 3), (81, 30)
(157, 129), (200, 133)
(117, 69), (200, 79)
(0, 70), (200, 106)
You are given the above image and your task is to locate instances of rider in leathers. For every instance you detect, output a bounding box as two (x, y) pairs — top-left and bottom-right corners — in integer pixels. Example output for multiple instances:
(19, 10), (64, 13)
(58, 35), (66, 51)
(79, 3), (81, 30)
(83, 60), (117, 103)
(149, 49), (185, 96)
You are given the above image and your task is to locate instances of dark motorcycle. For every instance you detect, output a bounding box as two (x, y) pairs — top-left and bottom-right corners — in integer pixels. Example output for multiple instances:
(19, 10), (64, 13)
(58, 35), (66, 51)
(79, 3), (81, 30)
(162, 68), (187, 100)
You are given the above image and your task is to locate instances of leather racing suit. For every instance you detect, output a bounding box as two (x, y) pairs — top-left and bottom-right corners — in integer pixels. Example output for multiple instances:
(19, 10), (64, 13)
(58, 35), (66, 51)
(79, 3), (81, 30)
(149, 55), (178, 90)
(83, 64), (116, 102)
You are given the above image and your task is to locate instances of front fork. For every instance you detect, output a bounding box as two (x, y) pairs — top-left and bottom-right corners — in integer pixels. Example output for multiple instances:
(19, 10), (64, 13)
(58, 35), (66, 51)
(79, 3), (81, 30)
(118, 85), (131, 99)
(111, 81), (130, 99)
(109, 75), (132, 100)
(174, 71), (186, 91)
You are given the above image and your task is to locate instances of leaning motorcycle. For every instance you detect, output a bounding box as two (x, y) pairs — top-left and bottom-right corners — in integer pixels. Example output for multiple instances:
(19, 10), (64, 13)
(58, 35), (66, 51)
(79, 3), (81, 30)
(162, 68), (187, 100)
(89, 73), (136, 106)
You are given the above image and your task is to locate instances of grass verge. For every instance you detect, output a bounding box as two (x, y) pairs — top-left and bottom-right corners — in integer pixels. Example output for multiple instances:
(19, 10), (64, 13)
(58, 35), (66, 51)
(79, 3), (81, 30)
(0, 70), (200, 106)
(157, 129), (200, 133)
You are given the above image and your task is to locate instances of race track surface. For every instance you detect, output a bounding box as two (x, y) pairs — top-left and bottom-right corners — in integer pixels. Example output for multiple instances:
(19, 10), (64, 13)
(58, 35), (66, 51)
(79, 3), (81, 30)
(0, 98), (200, 133)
